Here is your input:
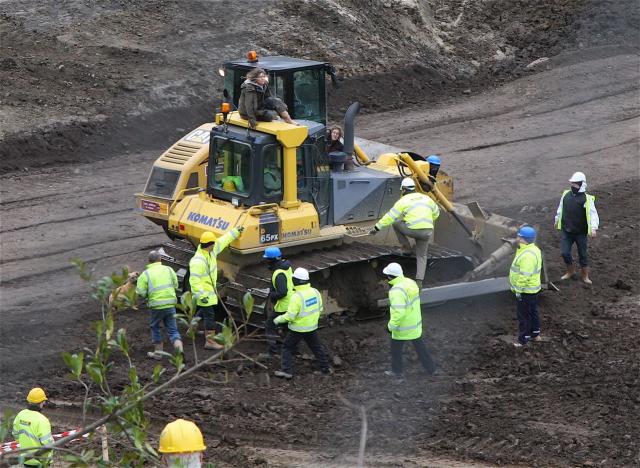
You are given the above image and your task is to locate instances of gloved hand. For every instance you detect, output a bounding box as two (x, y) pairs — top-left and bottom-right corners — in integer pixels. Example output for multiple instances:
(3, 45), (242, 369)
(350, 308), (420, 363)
(515, 293), (521, 300)
(236, 226), (245, 233)
(273, 315), (286, 325)
(201, 296), (209, 304)
(368, 226), (379, 235)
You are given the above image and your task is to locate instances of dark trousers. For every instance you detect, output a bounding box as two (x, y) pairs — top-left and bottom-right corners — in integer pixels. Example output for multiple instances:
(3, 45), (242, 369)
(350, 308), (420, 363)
(281, 330), (329, 375)
(265, 309), (286, 354)
(391, 338), (436, 375)
(561, 230), (589, 267)
(197, 303), (225, 333)
(516, 293), (540, 344)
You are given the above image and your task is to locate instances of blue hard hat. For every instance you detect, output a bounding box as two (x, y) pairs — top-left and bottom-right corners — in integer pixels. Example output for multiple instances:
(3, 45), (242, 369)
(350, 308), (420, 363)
(263, 246), (282, 259)
(426, 155), (441, 165)
(517, 226), (536, 240)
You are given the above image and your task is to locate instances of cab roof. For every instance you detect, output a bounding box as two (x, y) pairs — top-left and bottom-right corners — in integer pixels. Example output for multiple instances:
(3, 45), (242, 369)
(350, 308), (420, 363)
(224, 55), (327, 71)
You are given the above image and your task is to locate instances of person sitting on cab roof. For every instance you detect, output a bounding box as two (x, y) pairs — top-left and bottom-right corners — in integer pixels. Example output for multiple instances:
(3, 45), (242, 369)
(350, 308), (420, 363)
(238, 68), (297, 129)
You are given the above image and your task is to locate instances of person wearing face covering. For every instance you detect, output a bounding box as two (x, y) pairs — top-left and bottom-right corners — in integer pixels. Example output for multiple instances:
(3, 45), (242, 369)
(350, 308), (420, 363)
(554, 172), (599, 285)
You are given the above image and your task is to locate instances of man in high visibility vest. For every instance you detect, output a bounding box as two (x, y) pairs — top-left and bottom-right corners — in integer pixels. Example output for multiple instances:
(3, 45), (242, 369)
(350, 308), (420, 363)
(554, 171), (599, 285)
(273, 268), (332, 379)
(136, 250), (183, 360)
(382, 262), (435, 379)
(189, 227), (244, 349)
(510, 226), (543, 347)
(369, 177), (440, 288)
(158, 419), (206, 467)
(261, 246), (294, 357)
(12, 387), (54, 467)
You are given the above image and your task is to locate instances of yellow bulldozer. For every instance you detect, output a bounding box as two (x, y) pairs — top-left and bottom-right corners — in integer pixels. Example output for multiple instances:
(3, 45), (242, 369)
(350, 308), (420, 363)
(135, 53), (545, 319)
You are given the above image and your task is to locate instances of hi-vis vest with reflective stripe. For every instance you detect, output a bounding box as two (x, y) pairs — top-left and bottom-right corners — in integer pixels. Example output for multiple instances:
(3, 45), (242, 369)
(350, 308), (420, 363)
(387, 276), (422, 340)
(376, 191), (440, 231)
(509, 243), (542, 294)
(556, 190), (596, 234)
(136, 262), (178, 309)
(272, 267), (294, 313)
(189, 229), (240, 306)
(12, 409), (54, 466)
(281, 283), (322, 332)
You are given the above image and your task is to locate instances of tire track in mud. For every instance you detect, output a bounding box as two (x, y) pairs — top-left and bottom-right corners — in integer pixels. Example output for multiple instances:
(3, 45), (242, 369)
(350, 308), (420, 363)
(0, 208), (135, 233)
(0, 182), (140, 208)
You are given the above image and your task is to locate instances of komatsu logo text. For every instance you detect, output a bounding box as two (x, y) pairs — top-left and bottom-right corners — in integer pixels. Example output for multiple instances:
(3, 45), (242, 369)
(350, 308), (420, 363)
(187, 212), (230, 230)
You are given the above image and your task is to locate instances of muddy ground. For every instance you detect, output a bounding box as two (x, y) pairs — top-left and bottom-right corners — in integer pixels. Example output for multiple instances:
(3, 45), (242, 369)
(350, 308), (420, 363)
(1, 0), (640, 466)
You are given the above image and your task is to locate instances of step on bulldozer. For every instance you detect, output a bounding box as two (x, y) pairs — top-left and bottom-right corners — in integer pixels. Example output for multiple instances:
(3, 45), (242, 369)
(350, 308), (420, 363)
(135, 52), (547, 321)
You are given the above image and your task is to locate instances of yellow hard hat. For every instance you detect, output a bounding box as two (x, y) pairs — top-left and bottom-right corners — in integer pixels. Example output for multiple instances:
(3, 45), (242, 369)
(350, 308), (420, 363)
(158, 419), (206, 454)
(200, 231), (217, 244)
(222, 179), (237, 191)
(27, 387), (47, 404)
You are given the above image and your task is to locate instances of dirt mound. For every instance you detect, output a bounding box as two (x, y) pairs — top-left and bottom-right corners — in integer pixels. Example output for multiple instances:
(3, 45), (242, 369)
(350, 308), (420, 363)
(3, 0), (637, 172)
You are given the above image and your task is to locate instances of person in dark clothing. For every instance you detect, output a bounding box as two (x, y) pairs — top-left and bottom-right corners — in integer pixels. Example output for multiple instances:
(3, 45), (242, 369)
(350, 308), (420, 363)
(554, 171), (599, 285)
(238, 68), (296, 129)
(261, 247), (295, 357)
(326, 126), (344, 153)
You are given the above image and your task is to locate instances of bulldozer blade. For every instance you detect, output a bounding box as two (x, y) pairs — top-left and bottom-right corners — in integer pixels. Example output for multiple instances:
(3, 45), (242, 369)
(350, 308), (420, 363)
(377, 277), (511, 308)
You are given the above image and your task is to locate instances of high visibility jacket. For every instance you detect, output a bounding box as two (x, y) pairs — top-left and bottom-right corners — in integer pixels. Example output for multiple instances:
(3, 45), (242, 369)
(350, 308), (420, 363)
(274, 283), (322, 332)
(387, 276), (423, 340)
(272, 267), (294, 313)
(509, 242), (542, 294)
(555, 190), (599, 235)
(189, 228), (240, 306)
(12, 409), (54, 466)
(376, 192), (440, 231)
(136, 262), (178, 309)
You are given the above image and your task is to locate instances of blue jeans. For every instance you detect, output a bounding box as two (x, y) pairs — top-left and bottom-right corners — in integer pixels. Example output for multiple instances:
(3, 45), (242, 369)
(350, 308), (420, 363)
(561, 230), (589, 267)
(149, 307), (181, 344)
(516, 293), (540, 344)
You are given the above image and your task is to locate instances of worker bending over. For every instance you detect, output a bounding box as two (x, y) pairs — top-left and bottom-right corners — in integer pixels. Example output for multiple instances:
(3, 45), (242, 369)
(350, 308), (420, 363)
(262, 246), (294, 357)
(510, 226), (543, 347)
(158, 419), (206, 467)
(136, 250), (183, 359)
(555, 171), (599, 285)
(12, 387), (54, 467)
(370, 177), (440, 287)
(273, 268), (332, 379)
(383, 263), (436, 379)
(189, 226), (244, 349)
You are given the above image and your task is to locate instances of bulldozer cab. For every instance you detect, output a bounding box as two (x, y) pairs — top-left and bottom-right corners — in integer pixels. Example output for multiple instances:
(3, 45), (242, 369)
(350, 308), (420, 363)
(207, 118), (332, 226)
(222, 55), (334, 125)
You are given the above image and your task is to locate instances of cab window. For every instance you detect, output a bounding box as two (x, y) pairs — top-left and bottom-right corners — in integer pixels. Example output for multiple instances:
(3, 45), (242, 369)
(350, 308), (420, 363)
(269, 72), (286, 100)
(263, 145), (283, 197)
(293, 69), (322, 122)
(211, 138), (252, 196)
(144, 167), (180, 198)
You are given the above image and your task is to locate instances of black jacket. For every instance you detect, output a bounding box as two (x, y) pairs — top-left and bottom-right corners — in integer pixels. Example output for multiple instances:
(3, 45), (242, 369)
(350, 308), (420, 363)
(268, 259), (292, 303)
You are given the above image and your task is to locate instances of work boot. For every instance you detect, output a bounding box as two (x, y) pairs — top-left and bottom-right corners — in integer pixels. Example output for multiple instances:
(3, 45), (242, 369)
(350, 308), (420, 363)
(581, 267), (592, 286)
(384, 370), (405, 382)
(173, 339), (184, 354)
(147, 343), (163, 360)
(204, 331), (224, 350)
(274, 370), (293, 380)
(560, 264), (576, 281)
(532, 335), (542, 342)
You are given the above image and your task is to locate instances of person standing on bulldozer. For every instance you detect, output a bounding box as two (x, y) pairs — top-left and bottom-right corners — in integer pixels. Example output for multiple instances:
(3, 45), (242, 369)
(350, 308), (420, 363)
(261, 246), (295, 357)
(238, 68), (296, 129)
(369, 177), (440, 288)
(555, 171), (599, 285)
(189, 227), (244, 349)
(136, 250), (183, 360)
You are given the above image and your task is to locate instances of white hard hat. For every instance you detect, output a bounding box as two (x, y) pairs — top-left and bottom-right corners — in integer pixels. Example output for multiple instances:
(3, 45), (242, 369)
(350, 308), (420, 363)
(292, 267), (310, 281)
(569, 172), (586, 183)
(382, 262), (403, 277)
(401, 178), (416, 189)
